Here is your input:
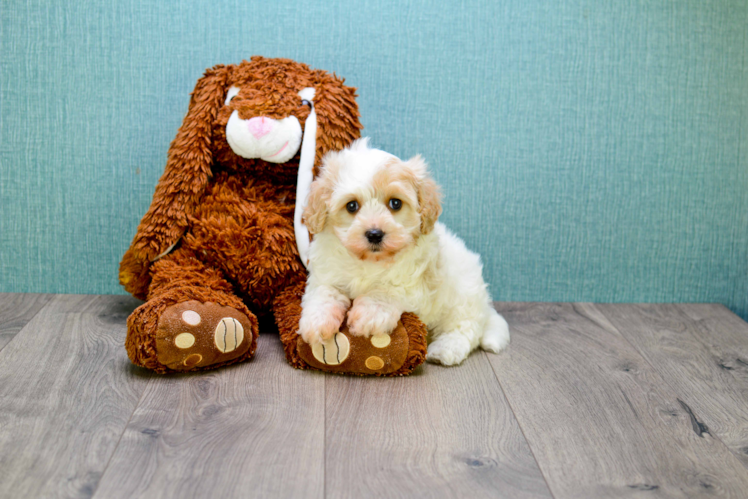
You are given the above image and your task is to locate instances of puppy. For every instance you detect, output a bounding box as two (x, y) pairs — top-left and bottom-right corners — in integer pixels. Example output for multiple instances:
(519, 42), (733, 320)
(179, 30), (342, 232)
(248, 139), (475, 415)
(298, 138), (509, 365)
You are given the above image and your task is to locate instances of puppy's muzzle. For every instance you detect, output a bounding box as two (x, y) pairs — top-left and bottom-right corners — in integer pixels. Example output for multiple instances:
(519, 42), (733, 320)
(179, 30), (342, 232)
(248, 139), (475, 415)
(365, 229), (385, 245)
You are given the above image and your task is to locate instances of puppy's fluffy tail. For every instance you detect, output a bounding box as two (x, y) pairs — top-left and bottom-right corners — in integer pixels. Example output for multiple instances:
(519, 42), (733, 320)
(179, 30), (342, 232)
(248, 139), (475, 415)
(480, 308), (510, 354)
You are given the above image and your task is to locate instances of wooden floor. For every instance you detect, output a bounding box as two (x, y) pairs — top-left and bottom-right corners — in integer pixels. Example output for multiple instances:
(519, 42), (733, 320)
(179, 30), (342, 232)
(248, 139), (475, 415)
(1, 294), (747, 498)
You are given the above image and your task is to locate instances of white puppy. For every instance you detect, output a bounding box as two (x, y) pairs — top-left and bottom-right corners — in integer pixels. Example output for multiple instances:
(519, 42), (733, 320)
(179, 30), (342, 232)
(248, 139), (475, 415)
(298, 138), (509, 365)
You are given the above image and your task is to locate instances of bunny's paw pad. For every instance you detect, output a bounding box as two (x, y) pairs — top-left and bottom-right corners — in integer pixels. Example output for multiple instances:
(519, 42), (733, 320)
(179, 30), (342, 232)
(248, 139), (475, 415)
(155, 300), (253, 371)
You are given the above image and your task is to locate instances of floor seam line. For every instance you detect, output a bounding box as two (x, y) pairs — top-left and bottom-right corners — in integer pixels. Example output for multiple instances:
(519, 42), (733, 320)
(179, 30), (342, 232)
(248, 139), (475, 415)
(483, 348), (557, 498)
(323, 374), (327, 499)
(0, 294), (57, 355)
(90, 373), (154, 499)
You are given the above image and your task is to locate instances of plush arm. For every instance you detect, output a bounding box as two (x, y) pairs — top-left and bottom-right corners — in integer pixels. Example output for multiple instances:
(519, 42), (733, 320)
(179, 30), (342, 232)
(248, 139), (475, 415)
(119, 65), (230, 299)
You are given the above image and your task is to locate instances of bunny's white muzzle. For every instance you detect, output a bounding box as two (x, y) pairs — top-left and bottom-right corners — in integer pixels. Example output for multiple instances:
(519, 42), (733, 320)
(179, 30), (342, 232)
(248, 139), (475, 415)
(224, 86), (317, 269)
(226, 112), (303, 164)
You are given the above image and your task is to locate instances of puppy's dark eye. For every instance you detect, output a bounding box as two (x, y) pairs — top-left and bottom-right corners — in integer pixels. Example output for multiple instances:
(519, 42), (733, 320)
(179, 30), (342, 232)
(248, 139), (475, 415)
(301, 99), (312, 108)
(388, 198), (402, 211)
(346, 201), (359, 213)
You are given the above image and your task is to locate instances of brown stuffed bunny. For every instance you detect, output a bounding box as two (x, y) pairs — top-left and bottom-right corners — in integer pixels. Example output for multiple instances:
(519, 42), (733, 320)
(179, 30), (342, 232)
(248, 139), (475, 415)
(120, 57), (427, 374)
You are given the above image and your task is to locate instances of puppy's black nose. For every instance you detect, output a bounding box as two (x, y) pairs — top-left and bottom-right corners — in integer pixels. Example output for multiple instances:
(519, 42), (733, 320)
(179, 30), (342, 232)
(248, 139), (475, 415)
(365, 229), (385, 244)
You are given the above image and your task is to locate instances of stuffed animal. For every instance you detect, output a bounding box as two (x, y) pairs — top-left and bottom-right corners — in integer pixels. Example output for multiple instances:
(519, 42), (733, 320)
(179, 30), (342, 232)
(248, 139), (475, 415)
(119, 57), (427, 375)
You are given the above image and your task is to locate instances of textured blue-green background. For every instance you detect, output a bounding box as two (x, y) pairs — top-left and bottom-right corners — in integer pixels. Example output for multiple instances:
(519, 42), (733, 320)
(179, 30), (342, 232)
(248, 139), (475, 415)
(1, 1), (746, 318)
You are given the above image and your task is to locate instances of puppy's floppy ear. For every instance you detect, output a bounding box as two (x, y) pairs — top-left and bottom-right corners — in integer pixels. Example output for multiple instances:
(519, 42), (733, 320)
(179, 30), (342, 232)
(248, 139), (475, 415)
(406, 155), (442, 234)
(302, 178), (329, 234)
(120, 64), (231, 296)
(302, 151), (341, 234)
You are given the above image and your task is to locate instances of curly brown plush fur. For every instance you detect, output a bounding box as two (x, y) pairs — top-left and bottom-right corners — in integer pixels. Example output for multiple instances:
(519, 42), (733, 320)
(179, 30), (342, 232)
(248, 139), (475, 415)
(119, 57), (426, 374)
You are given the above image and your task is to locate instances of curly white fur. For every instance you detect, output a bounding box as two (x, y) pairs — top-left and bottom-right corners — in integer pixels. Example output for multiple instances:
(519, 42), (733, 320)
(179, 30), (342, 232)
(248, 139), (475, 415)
(298, 138), (510, 365)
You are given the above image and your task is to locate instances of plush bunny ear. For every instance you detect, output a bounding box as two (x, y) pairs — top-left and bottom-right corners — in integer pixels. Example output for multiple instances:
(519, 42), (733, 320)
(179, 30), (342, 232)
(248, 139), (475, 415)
(127, 64), (231, 263)
(295, 74), (362, 267)
(310, 73), (363, 176)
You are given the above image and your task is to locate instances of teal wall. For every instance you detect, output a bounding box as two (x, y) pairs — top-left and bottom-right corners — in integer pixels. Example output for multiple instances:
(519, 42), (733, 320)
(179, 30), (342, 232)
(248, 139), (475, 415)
(2, 1), (747, 318)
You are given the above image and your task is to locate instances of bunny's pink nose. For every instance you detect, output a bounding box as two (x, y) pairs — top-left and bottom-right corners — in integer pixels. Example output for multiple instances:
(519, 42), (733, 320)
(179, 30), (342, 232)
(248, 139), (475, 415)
(247, 117), (273, 138)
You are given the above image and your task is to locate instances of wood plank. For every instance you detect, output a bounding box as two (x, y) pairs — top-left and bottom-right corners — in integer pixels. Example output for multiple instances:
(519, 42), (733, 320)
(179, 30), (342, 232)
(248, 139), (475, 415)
(94, 333), (326, 499)
(0, 293), (53, 351)
(674, 304), (748, 388)
(324, 351), (551, 498)
(597, 303), (748, 469)
(0, 294), (150, 498)
(489, 302), (748, 498)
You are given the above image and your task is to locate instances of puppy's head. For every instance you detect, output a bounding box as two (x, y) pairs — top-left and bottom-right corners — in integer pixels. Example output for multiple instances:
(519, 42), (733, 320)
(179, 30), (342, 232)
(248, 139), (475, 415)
(303, 138), (442, 263)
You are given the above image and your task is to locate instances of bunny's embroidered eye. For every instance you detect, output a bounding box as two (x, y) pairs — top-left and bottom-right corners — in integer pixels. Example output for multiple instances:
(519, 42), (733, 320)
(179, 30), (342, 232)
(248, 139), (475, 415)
(224, 86), (240, 106)
(346, 201), (359, 213)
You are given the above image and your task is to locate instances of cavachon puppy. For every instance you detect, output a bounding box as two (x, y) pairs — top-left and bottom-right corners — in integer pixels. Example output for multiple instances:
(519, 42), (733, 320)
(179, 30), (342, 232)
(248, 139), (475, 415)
(300, 138), (510, 365)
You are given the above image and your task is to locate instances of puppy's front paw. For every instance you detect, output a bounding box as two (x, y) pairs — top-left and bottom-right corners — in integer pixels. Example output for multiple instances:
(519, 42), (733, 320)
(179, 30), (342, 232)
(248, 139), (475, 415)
(347, 297), (401, 338)
(426, 334), (472, 366)
(299, 305), (346, 345)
